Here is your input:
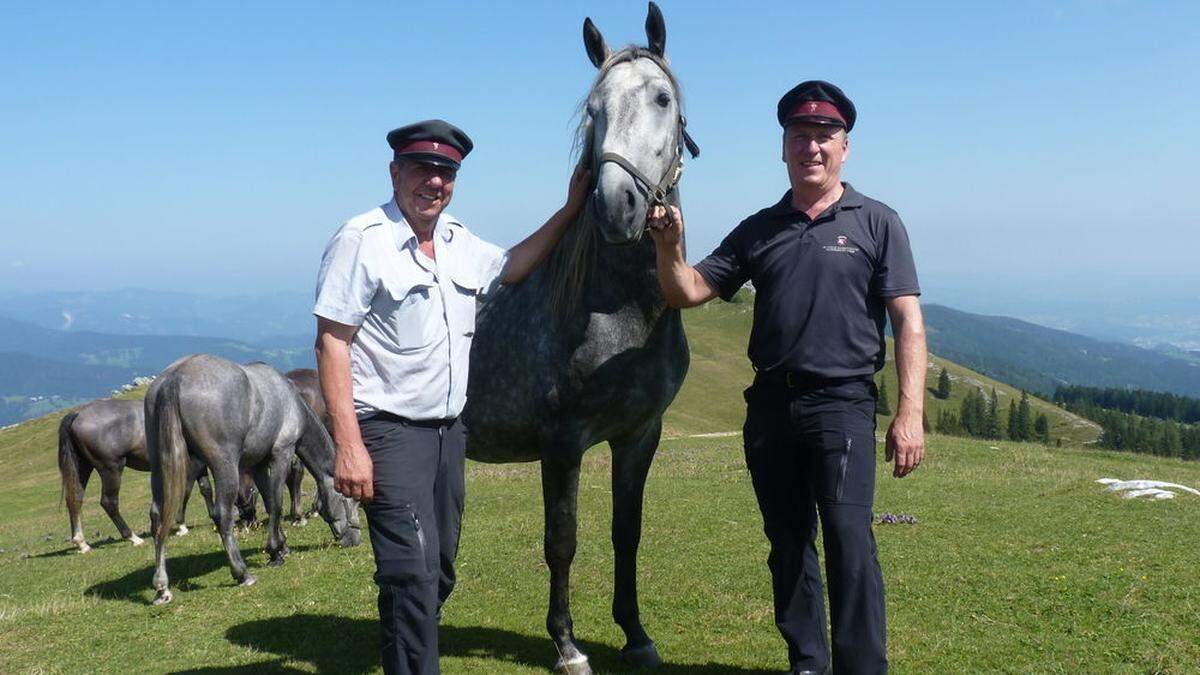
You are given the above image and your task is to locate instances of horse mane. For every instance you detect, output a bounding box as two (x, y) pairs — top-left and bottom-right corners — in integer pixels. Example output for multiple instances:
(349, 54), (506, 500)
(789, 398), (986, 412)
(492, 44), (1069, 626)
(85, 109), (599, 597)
(544, 46), (685, 320)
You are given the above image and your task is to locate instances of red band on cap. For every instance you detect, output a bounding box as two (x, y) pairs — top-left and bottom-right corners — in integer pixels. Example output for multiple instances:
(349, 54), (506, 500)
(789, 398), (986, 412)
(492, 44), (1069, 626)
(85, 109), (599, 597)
(395, 140), (463, 163)
(786, 100), (845, 125)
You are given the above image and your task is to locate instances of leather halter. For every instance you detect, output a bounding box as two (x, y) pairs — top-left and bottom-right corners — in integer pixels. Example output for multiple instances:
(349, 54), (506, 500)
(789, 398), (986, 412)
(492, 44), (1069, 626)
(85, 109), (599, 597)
(596, 114), (700, 211)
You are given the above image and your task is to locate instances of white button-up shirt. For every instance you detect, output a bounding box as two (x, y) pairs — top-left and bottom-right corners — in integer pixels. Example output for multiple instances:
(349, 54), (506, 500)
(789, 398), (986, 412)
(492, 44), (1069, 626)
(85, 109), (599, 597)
(313, 198), (507, 420)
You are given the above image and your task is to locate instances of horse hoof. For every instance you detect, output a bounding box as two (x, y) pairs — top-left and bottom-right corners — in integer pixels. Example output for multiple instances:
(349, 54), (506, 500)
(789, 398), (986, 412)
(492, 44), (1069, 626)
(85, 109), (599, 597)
(152, 590), (172, 605)
(239, 574), (258, 587)
(554, 655), (591, 675)
(174, 524), (190, 536)
(77, 543), (91, 554)
(621, 642), (662, 668)
(267, 556), (285, 567)
(129, 534), (145, 546)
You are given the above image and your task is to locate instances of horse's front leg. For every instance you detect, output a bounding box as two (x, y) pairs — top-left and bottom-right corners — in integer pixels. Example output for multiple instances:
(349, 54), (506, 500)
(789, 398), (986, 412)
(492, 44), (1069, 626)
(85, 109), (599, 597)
(610, 420), (663, 668)
(542, 454), (590, 675)
(287, 458), (306, 525)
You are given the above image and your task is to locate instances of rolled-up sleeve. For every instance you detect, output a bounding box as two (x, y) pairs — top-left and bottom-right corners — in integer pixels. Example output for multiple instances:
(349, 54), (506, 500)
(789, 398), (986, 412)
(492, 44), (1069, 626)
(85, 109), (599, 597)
(694, 232), (750, 302)
(313, 228), (377, 326)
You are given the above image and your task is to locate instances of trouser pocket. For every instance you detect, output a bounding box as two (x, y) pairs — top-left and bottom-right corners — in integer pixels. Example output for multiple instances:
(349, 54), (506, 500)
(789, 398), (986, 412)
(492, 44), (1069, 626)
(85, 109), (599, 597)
(366, 502), (434, 585)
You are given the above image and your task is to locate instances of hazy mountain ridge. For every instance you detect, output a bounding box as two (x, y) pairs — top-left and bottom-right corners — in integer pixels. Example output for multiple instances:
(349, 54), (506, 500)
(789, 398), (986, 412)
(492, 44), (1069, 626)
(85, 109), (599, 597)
(0, 316), (315, 425)
(0, 288), (313, 343)
(922, 304), (1200, 398)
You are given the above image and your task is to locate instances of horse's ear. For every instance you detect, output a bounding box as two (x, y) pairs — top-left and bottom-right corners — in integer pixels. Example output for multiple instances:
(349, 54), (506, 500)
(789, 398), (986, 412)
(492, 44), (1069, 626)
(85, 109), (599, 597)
(583, 17), (609, 69)
(645, 2), (666, 56)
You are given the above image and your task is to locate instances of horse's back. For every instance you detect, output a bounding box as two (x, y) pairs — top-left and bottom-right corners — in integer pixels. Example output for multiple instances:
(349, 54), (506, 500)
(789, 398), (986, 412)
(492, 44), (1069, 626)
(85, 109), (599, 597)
(71, 398), (147, 468)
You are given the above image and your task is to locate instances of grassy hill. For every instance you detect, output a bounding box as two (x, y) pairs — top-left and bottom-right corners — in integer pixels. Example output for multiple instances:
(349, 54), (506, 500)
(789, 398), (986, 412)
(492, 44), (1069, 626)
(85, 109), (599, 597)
(8, 299), (1200, 673)
(668, 291), (1100, 447)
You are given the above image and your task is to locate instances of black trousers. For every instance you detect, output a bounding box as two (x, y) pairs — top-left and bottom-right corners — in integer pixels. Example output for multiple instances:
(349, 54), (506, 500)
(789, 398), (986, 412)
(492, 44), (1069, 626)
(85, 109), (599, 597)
(358, 414), (466, 675)
(743, 377), (887, 675)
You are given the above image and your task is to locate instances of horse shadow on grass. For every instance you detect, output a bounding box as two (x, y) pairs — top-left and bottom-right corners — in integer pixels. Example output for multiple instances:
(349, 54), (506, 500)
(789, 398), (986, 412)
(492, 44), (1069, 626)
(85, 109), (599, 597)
(192, 613), (775, 674)
(85, 544), (328, 604)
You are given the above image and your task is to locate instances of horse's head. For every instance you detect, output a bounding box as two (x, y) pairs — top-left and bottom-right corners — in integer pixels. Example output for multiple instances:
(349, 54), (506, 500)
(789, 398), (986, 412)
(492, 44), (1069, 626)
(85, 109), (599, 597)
(580, 2), (697, 245)
(319, 490), (362, 548)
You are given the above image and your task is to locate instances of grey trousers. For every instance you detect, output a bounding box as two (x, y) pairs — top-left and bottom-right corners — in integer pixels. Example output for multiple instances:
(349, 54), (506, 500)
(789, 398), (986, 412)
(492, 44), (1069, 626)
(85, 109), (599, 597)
(359, 413), (466, 675)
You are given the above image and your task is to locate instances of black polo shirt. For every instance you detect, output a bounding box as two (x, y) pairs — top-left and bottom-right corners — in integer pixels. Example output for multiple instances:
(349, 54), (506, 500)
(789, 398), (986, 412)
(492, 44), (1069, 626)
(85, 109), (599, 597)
(695, 183), (920, 380)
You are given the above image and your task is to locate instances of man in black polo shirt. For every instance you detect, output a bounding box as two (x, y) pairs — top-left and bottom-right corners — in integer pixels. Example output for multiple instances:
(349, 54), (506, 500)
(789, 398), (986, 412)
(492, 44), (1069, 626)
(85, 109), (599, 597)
(647, 80), (926, 674)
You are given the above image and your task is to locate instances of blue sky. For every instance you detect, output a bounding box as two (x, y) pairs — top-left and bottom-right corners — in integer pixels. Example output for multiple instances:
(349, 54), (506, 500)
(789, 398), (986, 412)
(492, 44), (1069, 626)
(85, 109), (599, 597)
(2, 1), (1198, 310)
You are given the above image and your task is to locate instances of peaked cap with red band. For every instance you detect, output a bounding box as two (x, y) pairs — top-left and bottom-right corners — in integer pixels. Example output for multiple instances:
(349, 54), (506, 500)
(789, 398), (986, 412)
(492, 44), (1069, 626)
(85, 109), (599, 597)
(386, 119), (473, 170)
(776, 80), (856, 132)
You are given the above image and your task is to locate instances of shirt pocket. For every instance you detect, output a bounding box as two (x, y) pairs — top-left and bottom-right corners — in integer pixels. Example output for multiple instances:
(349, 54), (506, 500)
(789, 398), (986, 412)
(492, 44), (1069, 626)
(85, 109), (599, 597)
(381, 271), (440, 353)
(446, 257), (482, 337)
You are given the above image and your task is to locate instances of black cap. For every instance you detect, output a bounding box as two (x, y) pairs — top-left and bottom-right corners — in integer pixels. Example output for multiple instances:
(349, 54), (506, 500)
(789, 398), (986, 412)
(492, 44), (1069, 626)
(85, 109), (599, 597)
(776, 80), (856, 132)
(386, 119), (473, 169)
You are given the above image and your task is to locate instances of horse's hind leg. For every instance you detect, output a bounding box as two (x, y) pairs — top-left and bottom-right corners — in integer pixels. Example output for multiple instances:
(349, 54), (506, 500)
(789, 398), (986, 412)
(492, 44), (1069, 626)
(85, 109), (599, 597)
(210, 460), (256, 587)
(542, 454), (591, 675)
(97, 465), (143, 546)
(67, 461), (94, 553)
(610, 421), (664, 668)
(253, 450), (291, 567)
(287, 457), (306, 525)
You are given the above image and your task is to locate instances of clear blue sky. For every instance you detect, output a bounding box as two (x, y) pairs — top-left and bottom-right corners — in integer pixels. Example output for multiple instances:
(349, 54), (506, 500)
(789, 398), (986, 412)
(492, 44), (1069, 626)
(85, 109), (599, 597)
(2, 1), (1198, 308)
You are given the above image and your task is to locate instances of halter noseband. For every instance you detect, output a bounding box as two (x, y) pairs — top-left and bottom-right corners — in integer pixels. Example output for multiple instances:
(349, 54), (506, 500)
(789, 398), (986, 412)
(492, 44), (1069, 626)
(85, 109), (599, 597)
(594, 83), (701, 212)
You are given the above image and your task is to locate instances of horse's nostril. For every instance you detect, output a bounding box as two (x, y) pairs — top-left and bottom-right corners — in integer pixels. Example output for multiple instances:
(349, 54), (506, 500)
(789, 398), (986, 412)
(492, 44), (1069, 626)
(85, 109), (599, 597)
(624, 189), (636, 208)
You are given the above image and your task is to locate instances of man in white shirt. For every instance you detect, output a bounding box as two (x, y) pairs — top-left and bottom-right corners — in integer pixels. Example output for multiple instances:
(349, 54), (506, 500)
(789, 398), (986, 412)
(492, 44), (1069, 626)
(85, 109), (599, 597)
(314, 119), (589, 675)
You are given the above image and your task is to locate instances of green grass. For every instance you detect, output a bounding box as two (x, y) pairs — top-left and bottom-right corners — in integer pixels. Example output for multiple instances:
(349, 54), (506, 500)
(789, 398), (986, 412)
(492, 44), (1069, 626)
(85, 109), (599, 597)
(4, 301), (1196, 674)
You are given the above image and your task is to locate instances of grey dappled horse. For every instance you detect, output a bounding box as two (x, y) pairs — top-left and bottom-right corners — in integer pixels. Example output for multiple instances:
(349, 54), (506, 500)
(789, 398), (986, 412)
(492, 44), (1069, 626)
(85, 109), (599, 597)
(231, 368), (329, 526)
(465, 4), (695, 672)
(146, 355), (361, 605)
(58, 399), (206, 552)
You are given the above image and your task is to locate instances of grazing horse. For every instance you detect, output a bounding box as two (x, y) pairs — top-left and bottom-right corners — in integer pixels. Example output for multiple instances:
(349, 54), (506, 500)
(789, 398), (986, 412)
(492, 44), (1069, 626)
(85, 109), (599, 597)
(464, 4), (696, 672)
(58, 399), (208, 553)
(146, 354), (361, 605)
(231, 368), (330, 526)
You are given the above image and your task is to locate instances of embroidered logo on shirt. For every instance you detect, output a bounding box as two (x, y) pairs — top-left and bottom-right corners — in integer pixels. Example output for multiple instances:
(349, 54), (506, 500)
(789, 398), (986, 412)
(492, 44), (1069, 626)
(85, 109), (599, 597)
(823, 234), (859, 254)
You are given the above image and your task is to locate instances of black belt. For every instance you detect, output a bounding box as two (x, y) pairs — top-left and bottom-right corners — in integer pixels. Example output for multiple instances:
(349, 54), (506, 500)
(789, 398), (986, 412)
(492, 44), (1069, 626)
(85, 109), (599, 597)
(370, 411), (457, 429)
(754, 370), (872, 391)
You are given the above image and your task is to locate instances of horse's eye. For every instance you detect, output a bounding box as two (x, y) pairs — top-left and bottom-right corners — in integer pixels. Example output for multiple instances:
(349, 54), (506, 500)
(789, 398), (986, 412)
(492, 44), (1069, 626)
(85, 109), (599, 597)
(655, 92), (671, 108)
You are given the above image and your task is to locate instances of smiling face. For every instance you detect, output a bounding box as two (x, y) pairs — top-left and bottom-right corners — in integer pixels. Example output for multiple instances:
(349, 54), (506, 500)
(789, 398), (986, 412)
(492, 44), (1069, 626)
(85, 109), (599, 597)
(390, 159), (457, 232)
(782, 121), (849, 198)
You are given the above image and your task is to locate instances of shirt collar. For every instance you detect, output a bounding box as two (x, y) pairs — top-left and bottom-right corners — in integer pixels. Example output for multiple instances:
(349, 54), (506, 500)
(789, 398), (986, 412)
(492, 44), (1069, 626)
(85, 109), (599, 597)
(383, 197), (460, 250)
(770, 182), (865, 219)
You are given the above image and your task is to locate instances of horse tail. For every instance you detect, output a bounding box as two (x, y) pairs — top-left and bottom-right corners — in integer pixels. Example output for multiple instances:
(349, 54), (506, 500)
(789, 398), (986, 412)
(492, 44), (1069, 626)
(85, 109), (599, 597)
(149, 381), (188, 543)
(57, 411), (84, 511)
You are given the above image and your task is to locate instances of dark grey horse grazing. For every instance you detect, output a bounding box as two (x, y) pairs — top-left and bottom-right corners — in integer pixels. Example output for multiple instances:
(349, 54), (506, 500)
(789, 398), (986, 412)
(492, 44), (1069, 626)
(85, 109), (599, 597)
(58, 399), (206, 553)
(146, 354), (360, 605)
(231, 368), (329, 526)
(465, 4), (694, 672)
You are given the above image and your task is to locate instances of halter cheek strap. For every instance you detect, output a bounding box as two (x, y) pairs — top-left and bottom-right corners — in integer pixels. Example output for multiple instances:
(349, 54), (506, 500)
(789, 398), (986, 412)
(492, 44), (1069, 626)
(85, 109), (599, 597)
(596, 114), (699, 211)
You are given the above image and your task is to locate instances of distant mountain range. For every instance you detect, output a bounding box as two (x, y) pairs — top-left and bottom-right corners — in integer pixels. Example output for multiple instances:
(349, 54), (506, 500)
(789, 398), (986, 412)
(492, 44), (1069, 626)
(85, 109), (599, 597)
(0, 288), (313, 343)
(1, 288), (1197, 426)
(0, 315), (314, 426)
(922, 305), (1200, 398)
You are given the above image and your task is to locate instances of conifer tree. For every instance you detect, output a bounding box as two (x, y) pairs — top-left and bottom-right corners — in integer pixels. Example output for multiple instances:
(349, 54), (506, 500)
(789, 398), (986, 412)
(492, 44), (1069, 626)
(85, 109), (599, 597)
(1008, 400), (1019, 440)
(876, 378), (892, 416)
(1034, 413), (1050, 444)
(936, 368), (952, 399)
(986, 387), (1000, 439)
(1017, 391), (1033, 441)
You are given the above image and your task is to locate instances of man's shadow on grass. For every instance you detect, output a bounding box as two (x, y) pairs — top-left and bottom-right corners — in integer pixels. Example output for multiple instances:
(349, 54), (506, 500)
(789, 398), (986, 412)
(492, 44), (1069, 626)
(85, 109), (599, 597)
(85, 544), (326, 604)
(197, 613), (775, 674)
